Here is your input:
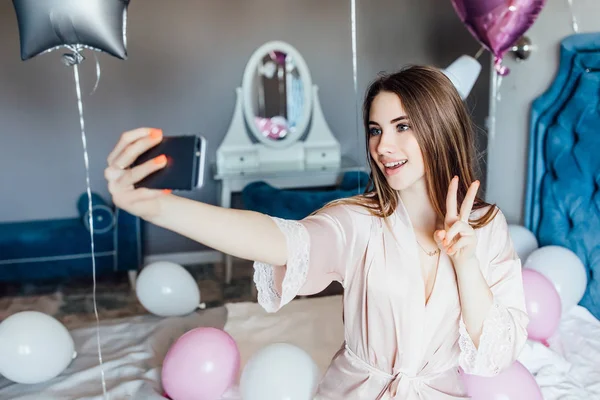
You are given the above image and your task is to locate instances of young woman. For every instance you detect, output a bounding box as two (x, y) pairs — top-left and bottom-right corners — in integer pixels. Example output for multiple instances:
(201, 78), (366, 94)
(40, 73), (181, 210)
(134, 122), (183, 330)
(104, 66), (529, 399)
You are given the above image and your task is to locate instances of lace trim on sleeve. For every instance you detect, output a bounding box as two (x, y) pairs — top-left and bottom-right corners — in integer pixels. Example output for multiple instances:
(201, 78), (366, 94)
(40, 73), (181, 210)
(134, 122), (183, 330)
(458, 302), (515, 376)
(253, 217), (310, 313)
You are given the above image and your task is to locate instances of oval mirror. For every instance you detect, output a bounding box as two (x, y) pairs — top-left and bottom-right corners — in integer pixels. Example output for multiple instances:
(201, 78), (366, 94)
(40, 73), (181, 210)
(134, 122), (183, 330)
(242, 41), (313, 148)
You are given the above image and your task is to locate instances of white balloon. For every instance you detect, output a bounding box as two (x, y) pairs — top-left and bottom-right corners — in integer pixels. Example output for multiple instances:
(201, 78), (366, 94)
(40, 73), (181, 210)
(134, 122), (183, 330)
(524, 245), (588, 312)
(508, 225), (539, 262)
(0, 311), (76, 384)
(136, 261), (200, 317)
(240, 343), (320, 400)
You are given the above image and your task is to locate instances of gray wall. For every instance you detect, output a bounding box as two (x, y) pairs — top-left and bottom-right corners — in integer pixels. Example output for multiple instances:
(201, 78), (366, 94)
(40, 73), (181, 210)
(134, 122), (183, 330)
(486, 0), (600, 224)
(0, 0), (488, 256)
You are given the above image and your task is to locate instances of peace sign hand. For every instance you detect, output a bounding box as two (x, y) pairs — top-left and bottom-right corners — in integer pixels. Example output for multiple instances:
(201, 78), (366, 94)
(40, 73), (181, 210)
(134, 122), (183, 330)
(434, 176), (480, 267)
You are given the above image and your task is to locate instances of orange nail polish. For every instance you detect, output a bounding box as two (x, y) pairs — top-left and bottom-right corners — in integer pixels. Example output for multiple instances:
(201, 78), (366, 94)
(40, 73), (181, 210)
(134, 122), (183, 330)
(150, 128), (163, 139)
(162, 189), (172, 194)
(153, 154), (167, 165)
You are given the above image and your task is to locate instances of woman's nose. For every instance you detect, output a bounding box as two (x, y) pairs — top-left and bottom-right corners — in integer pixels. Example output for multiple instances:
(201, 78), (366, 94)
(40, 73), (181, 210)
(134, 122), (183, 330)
(376, 131), (396, 155)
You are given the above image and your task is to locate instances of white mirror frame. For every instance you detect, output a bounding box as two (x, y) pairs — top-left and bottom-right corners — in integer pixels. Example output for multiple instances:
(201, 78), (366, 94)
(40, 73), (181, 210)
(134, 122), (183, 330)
(242, 40), (313, 149)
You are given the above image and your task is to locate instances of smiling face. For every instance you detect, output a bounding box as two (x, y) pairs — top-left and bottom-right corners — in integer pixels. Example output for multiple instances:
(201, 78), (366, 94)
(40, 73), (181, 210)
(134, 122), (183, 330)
(358, 67), (494, 227)
(367, 91), (425, 192)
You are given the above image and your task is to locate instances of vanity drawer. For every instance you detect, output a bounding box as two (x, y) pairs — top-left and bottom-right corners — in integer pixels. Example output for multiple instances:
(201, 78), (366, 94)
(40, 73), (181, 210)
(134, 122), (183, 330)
(305, 145), (342, 167)
(217, 150), (260, 172)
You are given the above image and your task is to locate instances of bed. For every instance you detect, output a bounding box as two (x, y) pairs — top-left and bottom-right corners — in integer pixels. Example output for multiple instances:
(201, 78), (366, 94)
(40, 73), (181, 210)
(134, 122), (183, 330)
(0, 295), (598, 399)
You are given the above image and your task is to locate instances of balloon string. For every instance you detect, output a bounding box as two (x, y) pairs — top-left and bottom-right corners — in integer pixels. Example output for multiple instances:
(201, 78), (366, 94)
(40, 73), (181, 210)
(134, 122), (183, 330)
(495, 74), (503, 102)
(489, 63), (498, 142)
(488, 67), (502, 143)
(566, 0), (580, 33)
(72, 58), (108, 399)
(474, 46), (485, 60)
(351, 0), (361, 194)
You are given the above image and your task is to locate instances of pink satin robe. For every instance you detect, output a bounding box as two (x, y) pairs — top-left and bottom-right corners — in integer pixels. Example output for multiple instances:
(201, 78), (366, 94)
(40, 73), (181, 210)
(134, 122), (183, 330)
(253, 198), (529, 399)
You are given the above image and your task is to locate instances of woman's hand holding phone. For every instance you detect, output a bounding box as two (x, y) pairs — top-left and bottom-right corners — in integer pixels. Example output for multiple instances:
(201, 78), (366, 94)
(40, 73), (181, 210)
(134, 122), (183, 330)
(104, 127), (171, 220)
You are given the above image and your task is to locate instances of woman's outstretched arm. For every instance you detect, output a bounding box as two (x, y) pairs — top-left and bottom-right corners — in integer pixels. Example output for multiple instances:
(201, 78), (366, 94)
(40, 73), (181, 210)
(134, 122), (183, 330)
(150, 195), (287, 266)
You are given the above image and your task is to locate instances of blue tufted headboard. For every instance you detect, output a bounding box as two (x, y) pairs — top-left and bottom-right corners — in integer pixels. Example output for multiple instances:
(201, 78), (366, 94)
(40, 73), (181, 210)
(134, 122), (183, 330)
(525, 33), (600, 319)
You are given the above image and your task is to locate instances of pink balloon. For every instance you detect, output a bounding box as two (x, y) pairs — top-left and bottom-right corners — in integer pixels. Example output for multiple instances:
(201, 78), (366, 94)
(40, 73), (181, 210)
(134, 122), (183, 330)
(522, 268), (561, 342)
(161, 327), (240, 400)
(461, 361), (542, 400)
(450, 0), (546, 75)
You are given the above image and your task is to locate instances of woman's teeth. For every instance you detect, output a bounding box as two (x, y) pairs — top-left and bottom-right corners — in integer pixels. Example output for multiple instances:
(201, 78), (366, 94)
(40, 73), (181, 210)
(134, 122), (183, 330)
(384, 160), (407, 169)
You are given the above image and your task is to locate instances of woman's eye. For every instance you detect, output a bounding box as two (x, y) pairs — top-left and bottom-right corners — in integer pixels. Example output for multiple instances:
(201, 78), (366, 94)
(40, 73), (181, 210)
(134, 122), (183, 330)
(397, 123), (410, 132)
(369, 127), (382, 136)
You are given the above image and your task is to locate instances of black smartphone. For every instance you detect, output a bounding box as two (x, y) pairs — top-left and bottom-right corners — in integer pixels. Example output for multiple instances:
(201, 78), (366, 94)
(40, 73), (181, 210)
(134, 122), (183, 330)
(132, 134), (207, 191)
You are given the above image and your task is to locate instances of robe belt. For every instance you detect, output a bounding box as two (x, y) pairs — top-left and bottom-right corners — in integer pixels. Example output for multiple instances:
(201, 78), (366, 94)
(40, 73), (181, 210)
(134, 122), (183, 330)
(344, 344), (445, 397)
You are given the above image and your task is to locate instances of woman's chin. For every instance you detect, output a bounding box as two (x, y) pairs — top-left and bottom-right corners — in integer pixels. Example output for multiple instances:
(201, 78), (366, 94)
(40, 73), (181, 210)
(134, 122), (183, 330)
(386, 177), (410, 191)
(386, 175), (424, 192)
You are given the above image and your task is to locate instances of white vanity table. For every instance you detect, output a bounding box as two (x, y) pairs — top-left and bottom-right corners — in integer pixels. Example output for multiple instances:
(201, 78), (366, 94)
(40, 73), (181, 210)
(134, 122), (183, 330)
(214, 40), (367, 284)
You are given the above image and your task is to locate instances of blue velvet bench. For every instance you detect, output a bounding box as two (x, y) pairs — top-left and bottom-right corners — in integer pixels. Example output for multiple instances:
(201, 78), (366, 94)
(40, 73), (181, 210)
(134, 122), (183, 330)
(241, 170), (370, 220)
(0, 192), (142, 285)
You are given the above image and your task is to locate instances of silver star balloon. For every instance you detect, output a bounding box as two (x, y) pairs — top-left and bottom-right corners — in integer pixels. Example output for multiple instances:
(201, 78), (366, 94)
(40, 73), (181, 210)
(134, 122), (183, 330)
(12, 0), (131, 62)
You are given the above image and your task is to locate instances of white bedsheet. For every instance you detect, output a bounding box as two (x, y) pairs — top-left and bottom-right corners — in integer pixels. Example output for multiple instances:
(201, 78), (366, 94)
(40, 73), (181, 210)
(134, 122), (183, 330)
(0, 295), (598, 400)
(518, 306), (600, 399)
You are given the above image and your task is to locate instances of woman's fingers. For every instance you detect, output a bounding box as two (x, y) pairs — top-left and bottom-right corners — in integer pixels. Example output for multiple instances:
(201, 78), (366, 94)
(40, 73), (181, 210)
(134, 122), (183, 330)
(108, 128), (163, 169)
(447, 235), (475, 255)
(434, 230), (446, 249)
(104, 165), (125, 182)
(443, 220), (473, 247)
(459, 180), (480, 222)
(117, 154), (168, 187)
(445, 176), (459, 225)
(105, 165), (131, 197)
(106, 155), (168, 198)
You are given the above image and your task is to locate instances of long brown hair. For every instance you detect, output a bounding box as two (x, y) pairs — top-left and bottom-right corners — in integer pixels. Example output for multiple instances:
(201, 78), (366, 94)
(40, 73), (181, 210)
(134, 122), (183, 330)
(321, 65), (497, 229)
